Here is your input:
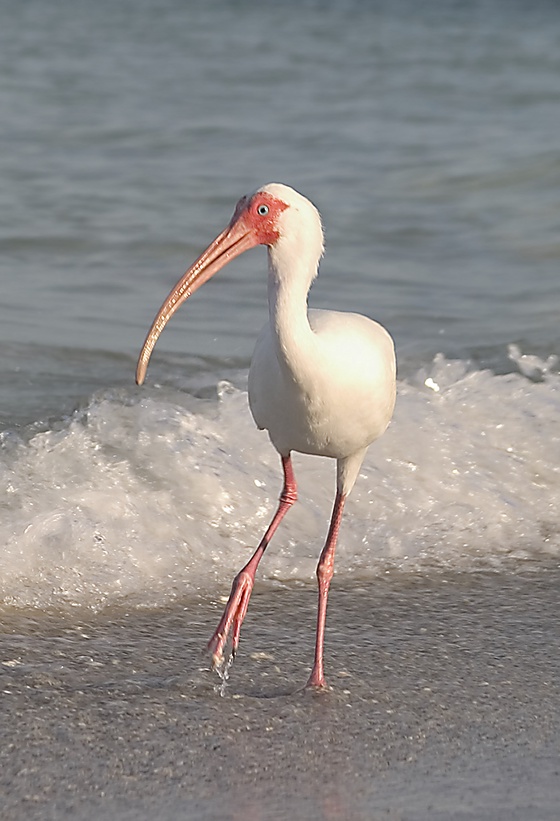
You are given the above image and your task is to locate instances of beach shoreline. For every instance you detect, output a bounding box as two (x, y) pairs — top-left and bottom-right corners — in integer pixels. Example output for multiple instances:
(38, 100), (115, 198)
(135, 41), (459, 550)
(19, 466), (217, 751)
(2, 567), (559, 820)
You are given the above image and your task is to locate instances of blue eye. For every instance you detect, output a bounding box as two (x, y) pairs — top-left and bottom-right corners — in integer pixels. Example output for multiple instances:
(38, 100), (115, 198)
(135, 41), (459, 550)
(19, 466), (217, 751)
(257, 204), (269, 216)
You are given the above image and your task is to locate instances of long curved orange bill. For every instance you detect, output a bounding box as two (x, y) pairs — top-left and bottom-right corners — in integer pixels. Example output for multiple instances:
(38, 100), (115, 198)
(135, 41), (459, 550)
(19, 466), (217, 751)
(136, 215), (257, 386)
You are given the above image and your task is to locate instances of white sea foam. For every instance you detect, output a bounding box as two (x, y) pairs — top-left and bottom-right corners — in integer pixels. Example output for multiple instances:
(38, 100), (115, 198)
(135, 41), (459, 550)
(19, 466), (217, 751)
(1, 353), (559, 610)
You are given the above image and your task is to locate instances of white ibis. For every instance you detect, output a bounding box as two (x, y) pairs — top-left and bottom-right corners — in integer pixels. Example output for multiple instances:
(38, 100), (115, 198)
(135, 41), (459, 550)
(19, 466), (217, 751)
(136, 184), (396, 689)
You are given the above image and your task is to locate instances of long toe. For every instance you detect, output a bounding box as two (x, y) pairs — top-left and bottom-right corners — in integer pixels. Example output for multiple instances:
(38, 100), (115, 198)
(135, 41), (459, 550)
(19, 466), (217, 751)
(207, 569), (255, 672)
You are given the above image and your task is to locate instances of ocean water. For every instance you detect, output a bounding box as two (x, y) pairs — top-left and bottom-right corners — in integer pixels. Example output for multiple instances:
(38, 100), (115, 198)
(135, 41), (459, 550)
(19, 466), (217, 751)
(1, 1), (560, 818)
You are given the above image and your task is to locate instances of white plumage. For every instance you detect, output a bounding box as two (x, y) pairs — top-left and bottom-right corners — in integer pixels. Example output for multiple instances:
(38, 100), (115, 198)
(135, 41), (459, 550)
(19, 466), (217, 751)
(250, 307), (395, 490)
(136, 183), (396, 688)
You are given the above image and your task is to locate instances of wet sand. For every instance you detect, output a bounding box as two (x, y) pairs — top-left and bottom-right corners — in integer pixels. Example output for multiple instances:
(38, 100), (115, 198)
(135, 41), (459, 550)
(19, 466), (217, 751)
(1, 566), (559, 820)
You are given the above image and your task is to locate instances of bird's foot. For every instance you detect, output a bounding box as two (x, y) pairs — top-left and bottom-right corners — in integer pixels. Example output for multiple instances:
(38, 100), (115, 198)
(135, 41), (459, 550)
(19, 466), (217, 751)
(305, 678), (330, 691)
(207, 568), (255, 679)
(305, 662), (329, 690)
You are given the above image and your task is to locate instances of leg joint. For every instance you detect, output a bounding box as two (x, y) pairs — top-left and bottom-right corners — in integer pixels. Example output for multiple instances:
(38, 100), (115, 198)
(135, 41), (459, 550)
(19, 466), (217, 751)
(316, 552), (335, 587)
(280, 485), (298, 506)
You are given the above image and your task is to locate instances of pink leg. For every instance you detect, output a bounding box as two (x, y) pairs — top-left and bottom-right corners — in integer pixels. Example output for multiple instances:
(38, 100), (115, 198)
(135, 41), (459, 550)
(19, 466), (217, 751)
(208, 454), (297, 672)
(307, 490), (346, 689)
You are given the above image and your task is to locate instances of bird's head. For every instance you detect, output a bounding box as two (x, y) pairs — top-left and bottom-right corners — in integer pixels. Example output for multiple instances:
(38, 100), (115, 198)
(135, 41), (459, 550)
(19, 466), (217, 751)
(136, 183), (324, 386)
(233, 183), (323, 253)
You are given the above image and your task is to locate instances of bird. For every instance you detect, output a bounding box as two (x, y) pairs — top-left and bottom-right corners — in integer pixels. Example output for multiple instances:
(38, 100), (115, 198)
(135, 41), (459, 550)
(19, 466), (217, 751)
(136, 183), (396, 689)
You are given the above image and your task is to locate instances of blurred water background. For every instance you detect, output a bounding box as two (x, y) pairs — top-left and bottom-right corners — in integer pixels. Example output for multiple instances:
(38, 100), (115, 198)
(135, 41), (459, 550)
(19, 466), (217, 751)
(1, 0), (559, 608)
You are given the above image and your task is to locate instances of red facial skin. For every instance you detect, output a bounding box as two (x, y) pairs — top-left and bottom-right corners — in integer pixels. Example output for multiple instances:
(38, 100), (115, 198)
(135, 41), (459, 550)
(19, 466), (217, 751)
(232, 192), (288, 247)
